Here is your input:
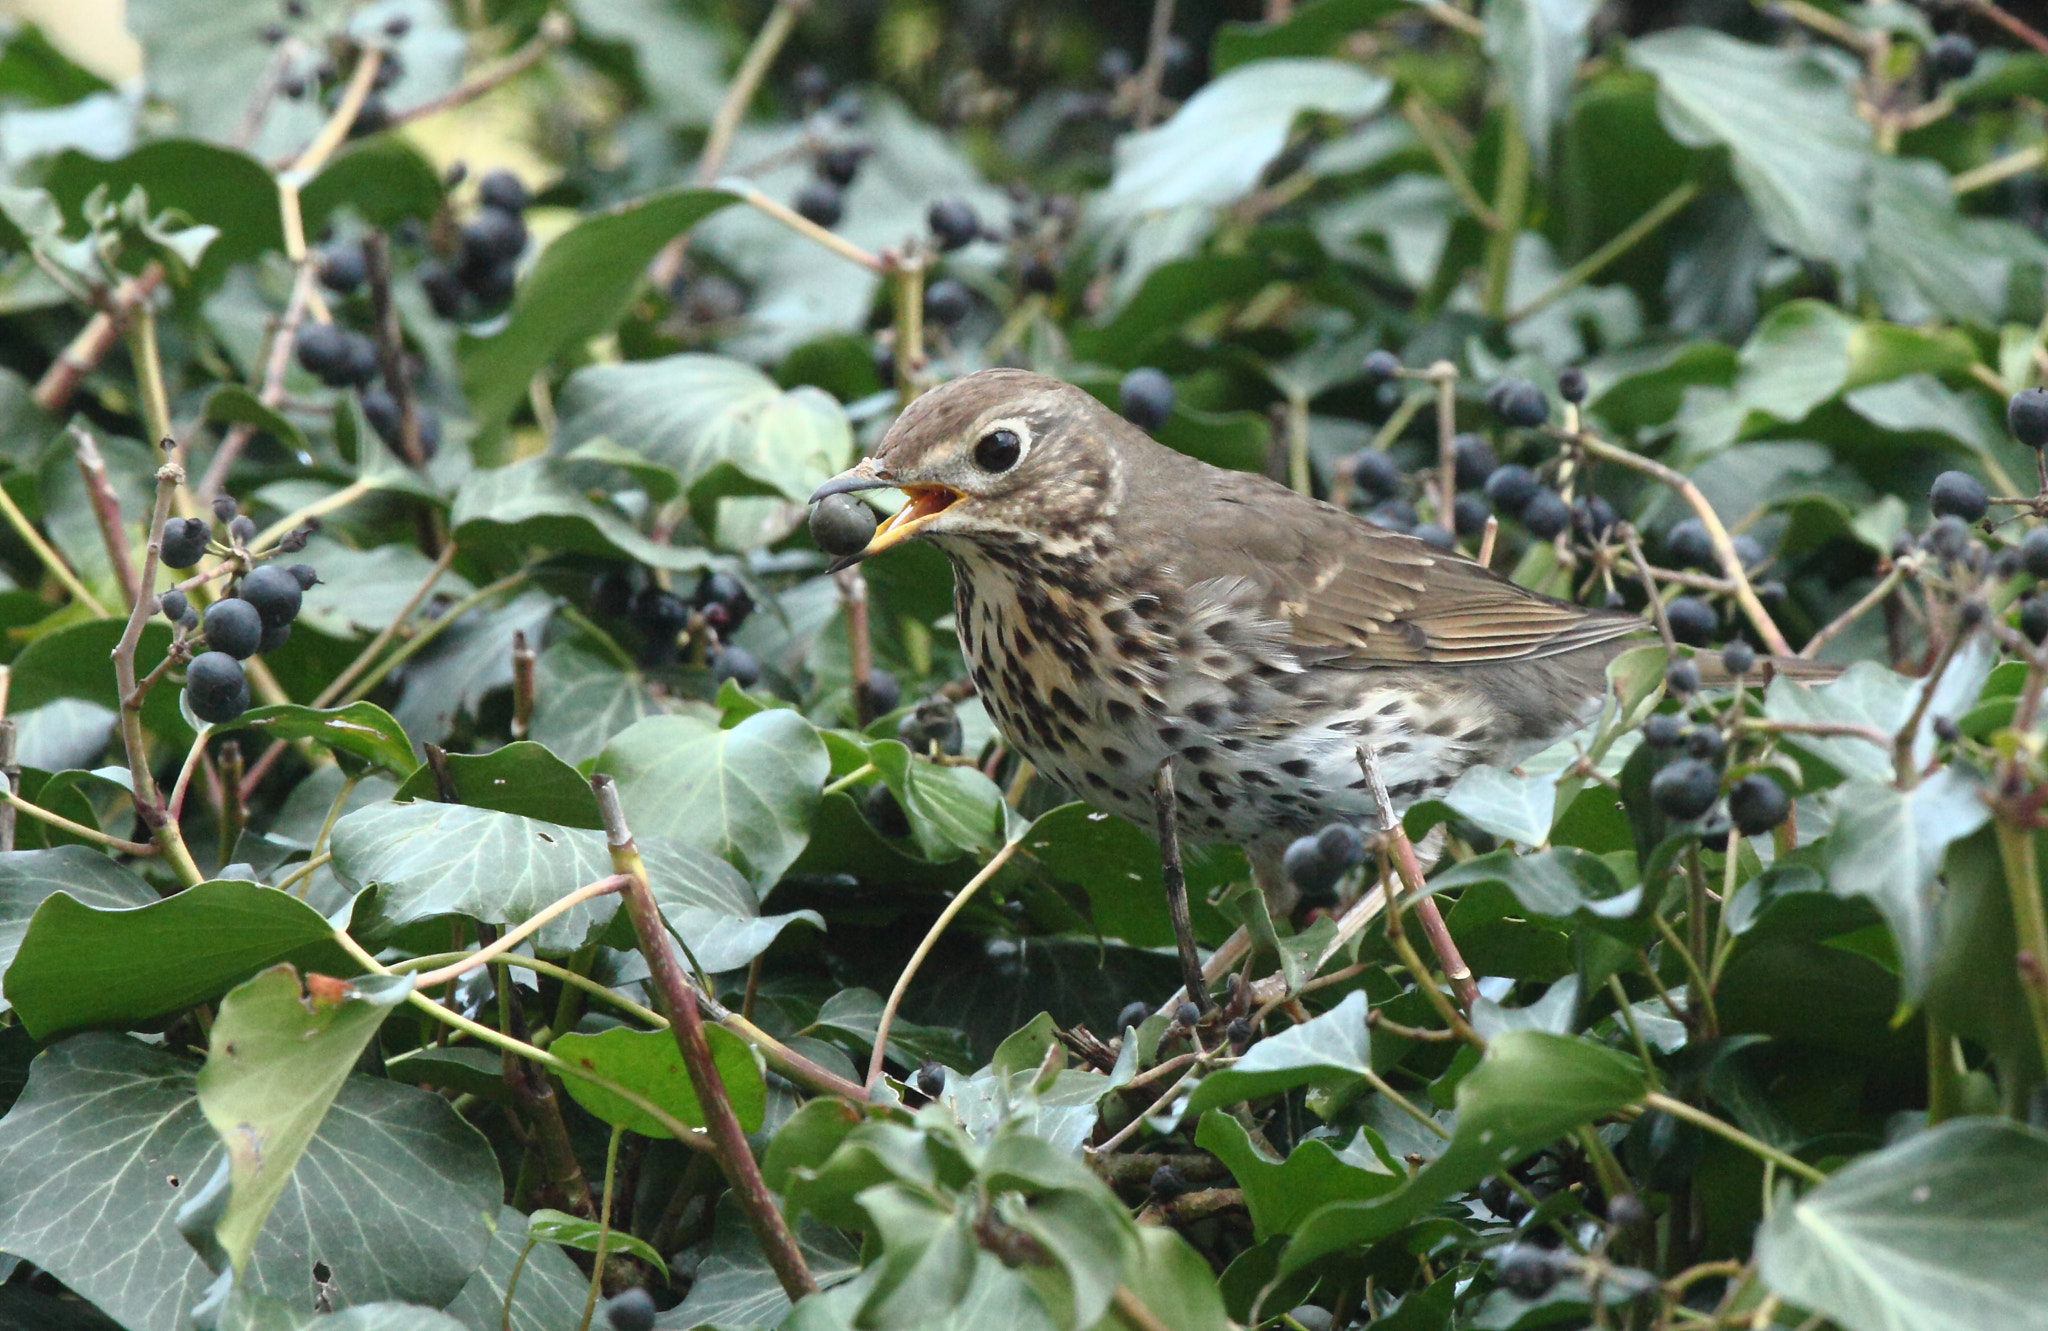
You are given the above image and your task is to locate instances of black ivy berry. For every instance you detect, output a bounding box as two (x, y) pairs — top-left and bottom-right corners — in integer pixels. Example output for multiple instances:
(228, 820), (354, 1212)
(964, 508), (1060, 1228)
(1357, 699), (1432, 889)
(914, 1060), (945, 1099)
(632, 589), (689, 641)
(1173, 1000), (1200, 1028)
(295, 321), (351, 384)
(184, 652), (250, 725)
(857, 667), (901, 718)
(1727, 774), (1790, 835)
(1452, 434), (1498, 489)
(1283, 833), (1343, 900)
(1453, 492), (1491, 537)
(1930, 470), (1988, 523)
(1651, 758), (1719, 820)
(1685, 725), (1724, 762)
(318, 242), (365, 295)
(160, 518), (209, 569)
(337, 330), (380, 386)
(287, 564), (320, 591)
(1317, 822), (1364, 871)
(1490, 377), (1549, 428)
(1928, 32), (1978, 82)
(362, 384), (402, 447)
(1643, 712), (1685, 747)
(897, 697), (963, 755)
(420, 261), (463, 319)
(923, 278), (970, 326)
(864, 782), (911, 837)
(259, 619), (292, 654)
(794, 180), (844, 229)
(462, 207), (527, 270)
(2023, 529), (2048, 580)
(1573, 493), (1618, 542)
(1933, 715), (1960, 743)
(1495, 1245), (1559, 1300)
(1414, 522), (1454, 550)
(1362, 349), (1401, 382)
(1149, 1164), (1187, 1201)
(928, 197), (980, 251)
(476, 169), (529, 214)
(1666, 658), (1700, 695)
(159, 589), (189, 623)
(240, 564), (303, 628)
(1119, 367), (1174, 432)
(1665, 517), (1714, 571)
(693, 570), (755, 633)
(203, 598), (263, 660)
(2024, 596), (2048, 645)
(1018, 253), (1057, 294)
(1665, 596), (1716, 647)
(713, 645), (762, 689)
(816, 143), (864, 187)
(2011, 389), (2048, 450)
(1558, 367), (1588, 404)
(1521, 489), (1571, 539)
(604, 1287), (657, 1331)
(1364, 498), (1417, 533)
(810, 492), (877, 557)
(1116, 1001), (1150, 1033)
(1483, 464), (1540, 515)
(1351, 449), (1403, 500)
(1927, 516), (1973, 562)
(1226, 1017), (1253, 1051)
(1721, 641), (1756, 676)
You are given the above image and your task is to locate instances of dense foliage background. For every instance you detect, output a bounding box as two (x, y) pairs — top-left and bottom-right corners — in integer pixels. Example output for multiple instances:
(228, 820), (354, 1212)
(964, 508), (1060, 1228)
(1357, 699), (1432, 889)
(0, 0), (2044, 1327)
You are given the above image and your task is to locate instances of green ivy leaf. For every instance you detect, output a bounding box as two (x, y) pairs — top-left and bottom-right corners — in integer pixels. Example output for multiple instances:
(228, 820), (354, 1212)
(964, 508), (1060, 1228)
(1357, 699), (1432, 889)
(236, 701), (418, 777)
(524, 1208), (668, 1276)
(1279, 1029), (1647, 1274)
(1756, 1118), (2048, 1331)
(197, 966), (416, 1275)
(549, 1023), (766, 1136)
(390, 740), (602, 828)
(5, 878), (356, 1041)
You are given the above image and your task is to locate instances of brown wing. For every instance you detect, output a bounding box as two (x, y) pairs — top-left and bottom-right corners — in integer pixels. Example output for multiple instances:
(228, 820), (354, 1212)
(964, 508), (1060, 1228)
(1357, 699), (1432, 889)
(1176, 468), (1643, 668)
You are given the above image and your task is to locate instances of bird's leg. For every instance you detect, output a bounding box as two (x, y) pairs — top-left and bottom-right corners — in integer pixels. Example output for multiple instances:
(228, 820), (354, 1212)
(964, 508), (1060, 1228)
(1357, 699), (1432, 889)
(1153, 758), (1209, 1012)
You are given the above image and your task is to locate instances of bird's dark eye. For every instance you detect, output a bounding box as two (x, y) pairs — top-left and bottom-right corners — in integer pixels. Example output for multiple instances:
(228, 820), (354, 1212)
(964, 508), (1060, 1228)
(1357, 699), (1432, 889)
(973, 428), (1021, 473)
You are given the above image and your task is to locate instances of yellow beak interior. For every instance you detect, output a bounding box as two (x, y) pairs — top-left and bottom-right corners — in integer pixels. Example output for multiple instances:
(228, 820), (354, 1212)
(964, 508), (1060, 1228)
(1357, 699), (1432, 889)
(864, 484), (963, 555)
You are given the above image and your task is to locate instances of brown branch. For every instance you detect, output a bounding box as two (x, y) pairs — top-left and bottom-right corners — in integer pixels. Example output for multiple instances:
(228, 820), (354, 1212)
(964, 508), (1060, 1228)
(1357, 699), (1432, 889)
(592, 774), (817, 1302)
(1571, 430), (1793, 655)
(1961, 0), (2048, 56)
(382, 16), (569, 134)
(360, 230), (425, 467)
(31, 263), (165, 417)
(1153, 759), (1209, 1012)
(197, 260), (316, 502)
(510, 629), (536, 741)
(1358, 743), (1481, 1022)
(113, 457), (204, 887)
(1132, 0), (1179, 129)
(70, 425), (140, 609)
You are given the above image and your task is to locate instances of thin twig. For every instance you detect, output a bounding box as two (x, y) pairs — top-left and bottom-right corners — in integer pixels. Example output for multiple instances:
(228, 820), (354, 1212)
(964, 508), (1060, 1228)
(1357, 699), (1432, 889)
(592, 775), (818, 1301)
(31, 263), (164, 417)
(384, 16), (569, 134)
(1571, 430), (1792, 655)
(1400, 94), (1498, 228)
(0, 476), (110, 617)
(2, 787), (156, 856)
(413, 876), (629, 989)
(1510, 181), (1699, 322)
(114, 460), (204, 887)
(1959, 0), (2048, 56)
(1358, 743), (1481, 1019)
(510, 630), (537, 740)
(867, 838), (1023, 1085)
(1953, 143), (2046, 195)
(1801, 566), (1903, 659)
(70, 425), (139, 608)
(1622, 525), (1676, 650)
(1131, 0), (1179, 129)
(198, 261), (317, 502)
(1640, 1091), (1825, 1183)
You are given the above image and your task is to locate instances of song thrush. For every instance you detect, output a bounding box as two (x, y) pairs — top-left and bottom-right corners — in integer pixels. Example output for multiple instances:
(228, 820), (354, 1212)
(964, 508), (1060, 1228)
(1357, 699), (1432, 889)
(813, 369), (1647, 981)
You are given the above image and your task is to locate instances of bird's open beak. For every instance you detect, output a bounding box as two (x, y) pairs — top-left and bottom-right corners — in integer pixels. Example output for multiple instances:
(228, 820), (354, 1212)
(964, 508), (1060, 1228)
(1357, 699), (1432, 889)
(809, 460), (964, 570)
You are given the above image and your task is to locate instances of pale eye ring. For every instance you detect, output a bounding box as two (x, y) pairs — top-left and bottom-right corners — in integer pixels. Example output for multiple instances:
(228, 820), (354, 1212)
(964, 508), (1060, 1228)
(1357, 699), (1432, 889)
(973, 428), (1021, 473)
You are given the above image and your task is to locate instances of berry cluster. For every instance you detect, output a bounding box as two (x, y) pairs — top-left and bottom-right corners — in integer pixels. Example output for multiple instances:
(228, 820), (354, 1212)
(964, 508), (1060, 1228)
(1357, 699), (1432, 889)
(160, 498), (319, 725)
(258, 4), (411, 126)
(1281, 822), (1366, 905)
(589, 565), (759, 684)
(419, 168), (532, 324)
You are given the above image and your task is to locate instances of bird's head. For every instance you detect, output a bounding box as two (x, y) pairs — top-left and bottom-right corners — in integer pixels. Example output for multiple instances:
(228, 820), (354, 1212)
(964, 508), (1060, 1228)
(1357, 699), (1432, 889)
(809, 368), (1124, 566)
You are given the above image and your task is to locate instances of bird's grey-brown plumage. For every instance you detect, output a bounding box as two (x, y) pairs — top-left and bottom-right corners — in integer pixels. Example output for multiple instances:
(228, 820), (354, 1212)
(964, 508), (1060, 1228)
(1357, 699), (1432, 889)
(827, 368), (1645, 899)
